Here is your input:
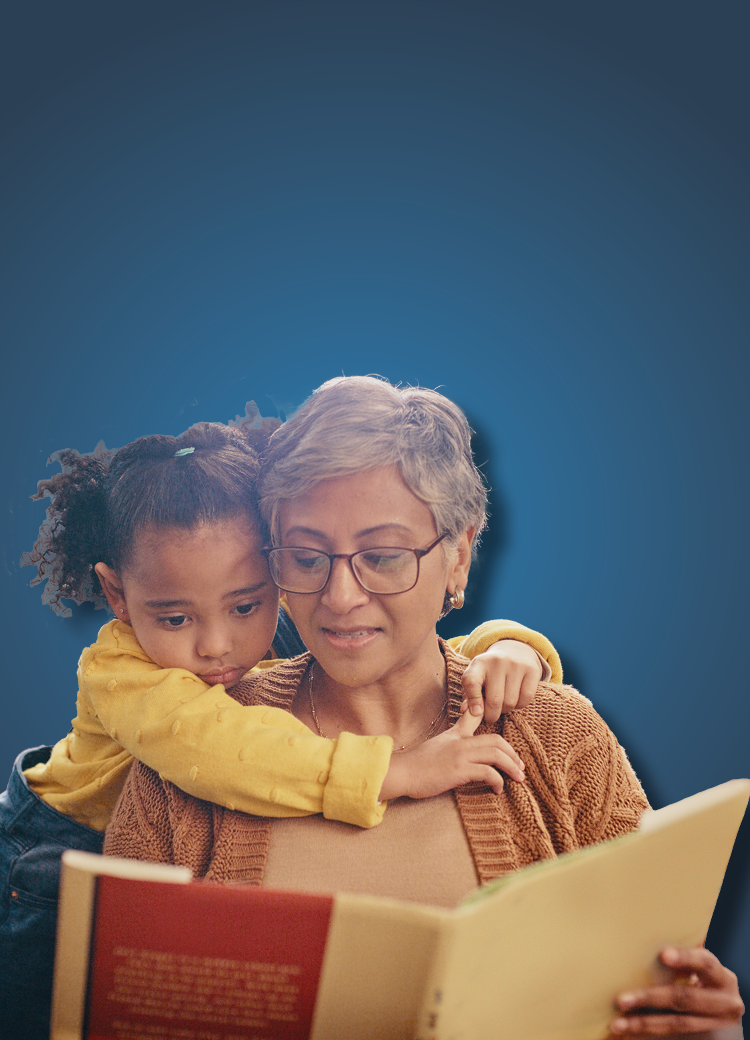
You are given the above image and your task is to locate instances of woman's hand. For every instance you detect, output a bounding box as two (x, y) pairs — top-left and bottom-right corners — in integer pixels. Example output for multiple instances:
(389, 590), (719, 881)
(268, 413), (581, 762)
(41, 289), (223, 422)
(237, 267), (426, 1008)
(609, 947), (744, 1035)
(461, 638), (544, 724)
(379, 708), (524, 801)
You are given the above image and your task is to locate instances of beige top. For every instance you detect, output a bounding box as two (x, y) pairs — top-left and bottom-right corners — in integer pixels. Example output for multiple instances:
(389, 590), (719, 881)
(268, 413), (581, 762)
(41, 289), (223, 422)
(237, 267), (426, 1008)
(265, 793), (478, 908)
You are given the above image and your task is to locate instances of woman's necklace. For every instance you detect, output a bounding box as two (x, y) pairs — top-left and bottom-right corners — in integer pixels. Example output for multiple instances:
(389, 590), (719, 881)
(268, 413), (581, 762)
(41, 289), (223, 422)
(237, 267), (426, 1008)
(307, 663), (448, 753)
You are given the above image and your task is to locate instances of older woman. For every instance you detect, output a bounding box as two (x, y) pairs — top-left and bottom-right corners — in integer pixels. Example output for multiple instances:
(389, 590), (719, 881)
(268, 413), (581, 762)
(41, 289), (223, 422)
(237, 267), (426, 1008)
(105, 376), (744, 1037)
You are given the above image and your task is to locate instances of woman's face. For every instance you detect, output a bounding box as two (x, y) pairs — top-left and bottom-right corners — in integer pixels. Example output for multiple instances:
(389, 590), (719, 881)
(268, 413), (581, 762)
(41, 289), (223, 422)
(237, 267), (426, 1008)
(278, 465), (472, 689)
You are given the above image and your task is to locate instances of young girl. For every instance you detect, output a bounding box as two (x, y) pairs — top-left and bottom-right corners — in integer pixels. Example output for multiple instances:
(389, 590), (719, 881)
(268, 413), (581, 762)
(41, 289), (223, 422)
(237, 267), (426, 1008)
(1, 417), (560, 1038)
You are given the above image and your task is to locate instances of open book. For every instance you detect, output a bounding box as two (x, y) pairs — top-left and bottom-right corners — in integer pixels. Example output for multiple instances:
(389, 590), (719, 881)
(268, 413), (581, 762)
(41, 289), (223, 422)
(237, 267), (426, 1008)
(51, 778), (749, 1040)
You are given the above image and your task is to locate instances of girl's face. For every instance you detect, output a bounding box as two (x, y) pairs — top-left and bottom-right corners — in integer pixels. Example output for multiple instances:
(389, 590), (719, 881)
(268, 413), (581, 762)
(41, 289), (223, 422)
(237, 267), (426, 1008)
(278, 465), (472, 690)
(95, 516), (279, 688)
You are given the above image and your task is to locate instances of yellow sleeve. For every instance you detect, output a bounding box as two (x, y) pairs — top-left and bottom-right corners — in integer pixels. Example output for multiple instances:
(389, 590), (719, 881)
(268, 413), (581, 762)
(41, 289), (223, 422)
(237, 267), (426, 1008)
(447, 619), (563, 683)
(81, 621), (392, 828)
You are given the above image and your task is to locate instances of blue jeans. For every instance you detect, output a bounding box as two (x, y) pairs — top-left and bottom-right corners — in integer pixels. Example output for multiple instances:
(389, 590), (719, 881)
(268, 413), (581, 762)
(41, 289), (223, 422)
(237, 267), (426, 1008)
(0, 746), (104, 1040)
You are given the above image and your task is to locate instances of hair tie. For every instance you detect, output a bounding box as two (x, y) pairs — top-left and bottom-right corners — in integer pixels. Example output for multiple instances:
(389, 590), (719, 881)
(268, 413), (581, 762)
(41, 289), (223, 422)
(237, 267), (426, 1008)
(174, 447), (195, 457)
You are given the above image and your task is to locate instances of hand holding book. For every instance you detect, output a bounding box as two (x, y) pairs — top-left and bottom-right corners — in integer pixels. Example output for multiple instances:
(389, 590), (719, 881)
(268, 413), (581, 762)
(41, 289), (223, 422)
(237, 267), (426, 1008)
(611, 946), (745, 1035)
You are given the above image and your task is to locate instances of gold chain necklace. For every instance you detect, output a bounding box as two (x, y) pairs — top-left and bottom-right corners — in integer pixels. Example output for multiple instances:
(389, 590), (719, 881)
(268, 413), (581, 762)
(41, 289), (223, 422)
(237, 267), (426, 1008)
(307, 663), (448, 753)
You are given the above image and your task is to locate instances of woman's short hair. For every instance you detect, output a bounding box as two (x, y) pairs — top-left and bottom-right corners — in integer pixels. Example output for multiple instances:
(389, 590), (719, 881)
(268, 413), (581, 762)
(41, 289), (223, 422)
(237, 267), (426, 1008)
(260, 376), (488, 552)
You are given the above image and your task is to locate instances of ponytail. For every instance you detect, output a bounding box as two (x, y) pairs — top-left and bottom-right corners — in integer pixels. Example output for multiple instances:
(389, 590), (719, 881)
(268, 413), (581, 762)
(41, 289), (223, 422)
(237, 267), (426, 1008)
(20, 442), (114, 615)
(21, 406), (280, 616)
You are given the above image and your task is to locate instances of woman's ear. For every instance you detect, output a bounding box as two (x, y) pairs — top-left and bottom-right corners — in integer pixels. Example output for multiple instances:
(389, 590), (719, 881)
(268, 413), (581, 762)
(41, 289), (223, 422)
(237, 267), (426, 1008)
(447, 526), (475, 597)
(94, 562), (130, 622)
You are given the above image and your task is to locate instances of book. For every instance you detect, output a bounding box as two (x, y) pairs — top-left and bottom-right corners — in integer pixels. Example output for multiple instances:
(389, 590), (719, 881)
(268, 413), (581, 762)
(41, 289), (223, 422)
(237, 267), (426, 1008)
(51, 778), (749, 1040)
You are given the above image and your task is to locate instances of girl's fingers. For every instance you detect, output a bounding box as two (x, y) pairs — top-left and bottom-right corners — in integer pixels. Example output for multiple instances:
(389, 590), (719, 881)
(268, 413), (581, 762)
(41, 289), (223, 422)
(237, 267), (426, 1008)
(460, 657), (543, 724)
(517, 668), (540, 708)
(460, 661), (488, 716)
(467, 764), (505, 795)
(483, 674), (510, 723)
(470, 733), (524, 772)
(450, 714), (525, 773)
(453, 707), (484, 737)
(468, 743), (525, 783)
(445, 720), (525, 784)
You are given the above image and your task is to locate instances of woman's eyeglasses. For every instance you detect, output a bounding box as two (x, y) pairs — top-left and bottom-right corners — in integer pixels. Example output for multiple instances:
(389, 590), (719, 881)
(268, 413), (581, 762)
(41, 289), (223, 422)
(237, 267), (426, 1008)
(264, 533), (448, 595)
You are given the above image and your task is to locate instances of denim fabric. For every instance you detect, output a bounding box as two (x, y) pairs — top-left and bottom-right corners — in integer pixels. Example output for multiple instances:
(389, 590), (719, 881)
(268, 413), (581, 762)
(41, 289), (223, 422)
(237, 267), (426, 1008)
(0, 746), (104, 1040)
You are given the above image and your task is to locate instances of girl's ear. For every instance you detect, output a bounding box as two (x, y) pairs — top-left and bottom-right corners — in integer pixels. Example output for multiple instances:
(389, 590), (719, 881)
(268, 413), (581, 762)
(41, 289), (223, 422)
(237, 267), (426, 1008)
(447, 526), (475, 599)
(94, 563), (130, 622)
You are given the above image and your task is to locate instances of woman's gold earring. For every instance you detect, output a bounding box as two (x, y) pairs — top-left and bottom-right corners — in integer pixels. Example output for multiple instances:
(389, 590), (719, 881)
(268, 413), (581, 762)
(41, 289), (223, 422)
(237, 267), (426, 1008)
(449, 587), (465, 610)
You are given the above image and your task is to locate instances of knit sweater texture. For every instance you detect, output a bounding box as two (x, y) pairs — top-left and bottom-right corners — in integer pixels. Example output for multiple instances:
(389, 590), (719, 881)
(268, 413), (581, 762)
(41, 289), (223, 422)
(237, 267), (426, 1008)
(104, 644), (648, 887)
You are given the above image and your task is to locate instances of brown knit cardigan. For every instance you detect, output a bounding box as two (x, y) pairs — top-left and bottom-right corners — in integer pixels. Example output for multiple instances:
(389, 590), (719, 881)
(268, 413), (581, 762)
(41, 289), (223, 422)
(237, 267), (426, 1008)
(104, 644), (649, 886)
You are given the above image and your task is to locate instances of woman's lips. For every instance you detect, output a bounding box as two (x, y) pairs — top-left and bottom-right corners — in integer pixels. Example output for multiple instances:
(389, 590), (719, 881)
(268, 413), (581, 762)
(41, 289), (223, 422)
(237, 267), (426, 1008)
(321, 627), (381, 651)
(199, 667), (245, 687)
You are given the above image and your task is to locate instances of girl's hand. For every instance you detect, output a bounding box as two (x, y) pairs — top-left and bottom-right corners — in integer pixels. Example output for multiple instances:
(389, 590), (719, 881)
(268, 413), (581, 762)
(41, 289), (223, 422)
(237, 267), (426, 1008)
(610, 947), (744, 1035)
(379, 708), (525, 801)
(461, 639), (544, 725)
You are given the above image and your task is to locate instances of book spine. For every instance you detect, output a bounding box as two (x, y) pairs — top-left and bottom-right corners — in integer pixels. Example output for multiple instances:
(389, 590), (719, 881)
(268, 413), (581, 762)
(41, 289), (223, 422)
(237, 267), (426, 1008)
(50, 862), (98, 1040)
(412, 919), (456, 1040)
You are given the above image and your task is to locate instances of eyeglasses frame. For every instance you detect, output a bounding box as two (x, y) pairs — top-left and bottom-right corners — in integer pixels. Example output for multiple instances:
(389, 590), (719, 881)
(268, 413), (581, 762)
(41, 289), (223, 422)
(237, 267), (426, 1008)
(263, 532), (449, 596)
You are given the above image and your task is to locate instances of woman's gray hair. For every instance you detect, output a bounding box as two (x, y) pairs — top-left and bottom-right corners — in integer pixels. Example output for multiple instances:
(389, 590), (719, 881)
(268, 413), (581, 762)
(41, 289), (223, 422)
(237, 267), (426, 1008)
(260, 376), (488, 552)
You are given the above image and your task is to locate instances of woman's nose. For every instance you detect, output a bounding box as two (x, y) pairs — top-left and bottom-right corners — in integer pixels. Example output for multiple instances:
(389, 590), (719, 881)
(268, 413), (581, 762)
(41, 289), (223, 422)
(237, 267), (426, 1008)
(196, 624), (233, 661)
(321, 557), (370, 612)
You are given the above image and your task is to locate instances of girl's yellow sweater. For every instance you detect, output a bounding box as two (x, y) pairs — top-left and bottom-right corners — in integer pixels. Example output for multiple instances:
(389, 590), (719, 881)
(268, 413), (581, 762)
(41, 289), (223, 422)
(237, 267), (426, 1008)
(24, 618), (561, 831)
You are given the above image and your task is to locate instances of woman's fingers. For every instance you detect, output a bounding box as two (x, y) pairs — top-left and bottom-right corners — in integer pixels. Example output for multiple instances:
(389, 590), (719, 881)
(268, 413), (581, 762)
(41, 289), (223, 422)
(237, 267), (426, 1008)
(616, 983), (743, 1017)
(658, 946), (740, 989)
(610, 1011), (741, 1034)
(610, 946), (744, 1035)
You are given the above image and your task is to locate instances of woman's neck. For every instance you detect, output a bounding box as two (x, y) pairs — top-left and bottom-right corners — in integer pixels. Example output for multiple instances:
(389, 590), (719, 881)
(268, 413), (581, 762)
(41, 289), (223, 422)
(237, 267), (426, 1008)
(293, 637), (449, 748)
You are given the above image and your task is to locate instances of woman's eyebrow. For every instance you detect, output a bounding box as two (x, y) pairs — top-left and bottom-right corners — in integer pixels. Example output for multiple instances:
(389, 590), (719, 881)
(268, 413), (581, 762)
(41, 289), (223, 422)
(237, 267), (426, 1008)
(282, 526), (326, 541)
(283, 523), (416, 542)
(357, 523), (414, 539)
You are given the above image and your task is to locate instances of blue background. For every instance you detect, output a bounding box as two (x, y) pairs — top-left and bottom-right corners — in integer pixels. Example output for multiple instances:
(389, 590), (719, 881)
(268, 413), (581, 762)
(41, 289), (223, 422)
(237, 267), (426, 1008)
(2, 1), (748, 990)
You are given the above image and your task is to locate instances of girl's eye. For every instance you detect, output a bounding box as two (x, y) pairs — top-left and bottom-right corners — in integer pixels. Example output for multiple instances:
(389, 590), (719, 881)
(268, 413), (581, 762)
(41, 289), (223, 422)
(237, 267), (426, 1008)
(161, 615), (188, 627)
(235, 602), (259, 616)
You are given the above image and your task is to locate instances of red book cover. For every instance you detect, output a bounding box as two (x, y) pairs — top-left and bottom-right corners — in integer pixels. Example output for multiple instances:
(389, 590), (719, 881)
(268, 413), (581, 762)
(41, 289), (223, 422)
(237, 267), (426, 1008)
(84, 876), (334, 1040)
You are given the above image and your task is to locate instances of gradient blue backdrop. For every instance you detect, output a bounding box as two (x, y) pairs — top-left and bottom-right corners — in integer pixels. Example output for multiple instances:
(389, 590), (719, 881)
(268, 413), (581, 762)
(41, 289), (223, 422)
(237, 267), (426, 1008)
(2, 1), (748, 990)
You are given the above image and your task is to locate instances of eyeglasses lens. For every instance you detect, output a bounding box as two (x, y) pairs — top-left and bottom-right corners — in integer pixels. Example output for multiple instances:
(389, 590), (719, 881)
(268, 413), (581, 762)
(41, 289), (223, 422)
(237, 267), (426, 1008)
(352, 549), (417, 593)
(269, 549), (329, 593)
(268, 548), (419, 594)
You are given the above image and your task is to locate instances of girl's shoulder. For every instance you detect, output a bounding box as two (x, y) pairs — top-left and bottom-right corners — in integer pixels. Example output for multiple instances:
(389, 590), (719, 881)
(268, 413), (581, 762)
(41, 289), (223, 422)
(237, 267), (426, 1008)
(79, 617), (152, 672)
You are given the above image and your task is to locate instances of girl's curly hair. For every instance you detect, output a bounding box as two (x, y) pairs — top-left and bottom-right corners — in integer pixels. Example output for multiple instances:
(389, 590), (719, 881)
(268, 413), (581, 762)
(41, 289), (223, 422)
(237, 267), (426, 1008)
(21, 406), (280, 616)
